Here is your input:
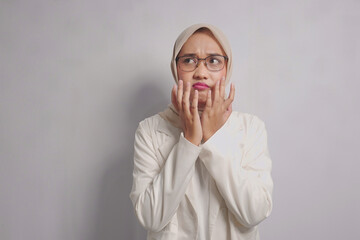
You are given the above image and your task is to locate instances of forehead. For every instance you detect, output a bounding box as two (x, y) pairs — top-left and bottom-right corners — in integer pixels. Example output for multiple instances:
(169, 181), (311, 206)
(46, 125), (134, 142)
(179, 31), (226, 56)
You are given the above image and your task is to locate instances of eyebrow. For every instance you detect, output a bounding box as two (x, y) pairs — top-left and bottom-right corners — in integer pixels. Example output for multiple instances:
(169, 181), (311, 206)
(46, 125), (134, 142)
(179, 53), (223, 57)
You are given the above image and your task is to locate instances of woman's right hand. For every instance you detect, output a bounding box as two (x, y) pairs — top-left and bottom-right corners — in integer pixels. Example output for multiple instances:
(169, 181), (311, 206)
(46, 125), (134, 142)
(171, 80), (202, 146)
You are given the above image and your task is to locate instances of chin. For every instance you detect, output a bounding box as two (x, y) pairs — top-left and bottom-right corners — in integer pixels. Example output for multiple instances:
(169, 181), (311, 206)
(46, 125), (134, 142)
(198, 90), (208, 98)
(190, 90), (207, 102)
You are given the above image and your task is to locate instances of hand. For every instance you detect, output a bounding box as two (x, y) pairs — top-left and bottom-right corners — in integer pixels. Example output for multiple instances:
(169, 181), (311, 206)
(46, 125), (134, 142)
(201, 77), (235, 142)
(171, 80), (203, 146)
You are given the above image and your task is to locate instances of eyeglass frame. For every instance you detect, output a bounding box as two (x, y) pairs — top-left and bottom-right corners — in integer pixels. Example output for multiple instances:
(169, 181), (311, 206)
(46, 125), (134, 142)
(175, 54), (228, 72)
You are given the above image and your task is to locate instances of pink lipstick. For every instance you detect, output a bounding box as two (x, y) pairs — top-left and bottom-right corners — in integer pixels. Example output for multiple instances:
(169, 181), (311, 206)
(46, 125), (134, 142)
(192, 82), (209, 90)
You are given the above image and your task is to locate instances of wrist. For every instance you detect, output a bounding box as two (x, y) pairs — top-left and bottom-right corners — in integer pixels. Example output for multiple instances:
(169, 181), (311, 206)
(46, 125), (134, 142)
(202, 132), (213, 143)
(187, 137), (201, 146)
(184, 132), (201, 146)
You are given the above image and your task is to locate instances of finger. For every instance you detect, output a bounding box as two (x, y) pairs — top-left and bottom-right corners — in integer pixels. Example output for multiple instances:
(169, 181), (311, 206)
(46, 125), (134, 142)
(220, 76), (226, 99)
(183, 81), (191, 117)
(227, 102), (232, 112)
(224, 83), (235, 108)
(171, 84), (179, 111)
(205, 89), (212, 110)
(214, 80), (220, 103)
(177, 80), (183, 111)
(191, 90), (198, 114)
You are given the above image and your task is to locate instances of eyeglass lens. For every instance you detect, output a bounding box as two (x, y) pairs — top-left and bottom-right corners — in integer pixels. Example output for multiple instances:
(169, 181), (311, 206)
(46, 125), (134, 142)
(177, 55), (226, 72)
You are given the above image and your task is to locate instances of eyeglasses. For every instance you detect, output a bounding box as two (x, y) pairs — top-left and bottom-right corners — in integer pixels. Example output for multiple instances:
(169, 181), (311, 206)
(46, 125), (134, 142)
(176, 55), (228, 72)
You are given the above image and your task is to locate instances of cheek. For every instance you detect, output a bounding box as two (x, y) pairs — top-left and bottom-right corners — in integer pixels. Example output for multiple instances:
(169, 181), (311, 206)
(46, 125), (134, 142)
(218, 68), (227, 80)
(210, 70), (227, 85)
(177, 66), (189, 82)
(177, 72), (193, 85)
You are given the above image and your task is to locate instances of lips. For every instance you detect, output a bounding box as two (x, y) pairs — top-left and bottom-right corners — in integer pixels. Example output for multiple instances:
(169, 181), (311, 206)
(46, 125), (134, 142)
(192, 82), (210, 90)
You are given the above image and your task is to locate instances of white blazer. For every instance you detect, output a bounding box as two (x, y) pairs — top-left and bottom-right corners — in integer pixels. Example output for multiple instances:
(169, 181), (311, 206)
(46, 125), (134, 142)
(130, 111), (273, 240)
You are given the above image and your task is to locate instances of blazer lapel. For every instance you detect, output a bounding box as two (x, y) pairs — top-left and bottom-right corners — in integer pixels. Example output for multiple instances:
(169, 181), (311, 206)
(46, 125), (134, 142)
(156, 118), (181, 161)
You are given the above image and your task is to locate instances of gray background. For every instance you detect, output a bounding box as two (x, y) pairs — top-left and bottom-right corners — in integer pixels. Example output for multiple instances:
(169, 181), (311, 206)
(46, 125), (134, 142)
(1, 0), (359, 239)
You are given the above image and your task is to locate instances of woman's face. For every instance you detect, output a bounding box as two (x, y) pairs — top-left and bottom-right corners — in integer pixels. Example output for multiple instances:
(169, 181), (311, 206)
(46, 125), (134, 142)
(177, 31), (227, 110)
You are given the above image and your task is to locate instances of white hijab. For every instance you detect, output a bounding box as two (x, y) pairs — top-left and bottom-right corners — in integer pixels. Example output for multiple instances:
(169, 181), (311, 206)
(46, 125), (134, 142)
(160, 23), (233, 129)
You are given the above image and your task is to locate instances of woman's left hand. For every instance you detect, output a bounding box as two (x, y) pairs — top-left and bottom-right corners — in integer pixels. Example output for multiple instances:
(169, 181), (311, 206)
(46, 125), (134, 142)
(201, 77), (235, 142)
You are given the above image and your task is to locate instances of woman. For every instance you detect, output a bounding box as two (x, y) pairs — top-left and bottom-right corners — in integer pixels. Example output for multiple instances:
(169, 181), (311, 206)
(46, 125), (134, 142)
(130, 23), (273, 240)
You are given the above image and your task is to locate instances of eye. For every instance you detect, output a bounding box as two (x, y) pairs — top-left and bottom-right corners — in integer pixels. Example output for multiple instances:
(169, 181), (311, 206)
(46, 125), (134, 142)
(181, 57), (196, 64)
(208, 57), (222, 65)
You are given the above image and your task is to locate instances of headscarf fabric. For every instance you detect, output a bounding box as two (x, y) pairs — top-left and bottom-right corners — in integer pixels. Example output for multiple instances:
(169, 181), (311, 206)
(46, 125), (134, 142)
(170, 23), (233, 86)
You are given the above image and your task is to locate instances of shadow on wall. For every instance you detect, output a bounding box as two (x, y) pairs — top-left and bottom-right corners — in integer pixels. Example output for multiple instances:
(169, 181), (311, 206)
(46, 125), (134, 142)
(90, 76), (170, 240)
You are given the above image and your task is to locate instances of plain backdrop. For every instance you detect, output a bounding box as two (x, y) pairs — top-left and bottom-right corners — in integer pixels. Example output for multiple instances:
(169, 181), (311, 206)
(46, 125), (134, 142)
(1, 0), (359, 239)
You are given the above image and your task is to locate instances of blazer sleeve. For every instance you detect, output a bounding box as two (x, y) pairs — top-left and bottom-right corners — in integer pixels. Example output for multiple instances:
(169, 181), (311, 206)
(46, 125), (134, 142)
(198, 114), (273, 228)
(129, 119), (201, 232)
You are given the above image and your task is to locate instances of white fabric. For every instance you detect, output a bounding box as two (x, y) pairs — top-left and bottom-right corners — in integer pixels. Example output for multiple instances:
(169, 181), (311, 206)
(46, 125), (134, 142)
(129, 108), (273, 240)
(193, 160), (210, 239)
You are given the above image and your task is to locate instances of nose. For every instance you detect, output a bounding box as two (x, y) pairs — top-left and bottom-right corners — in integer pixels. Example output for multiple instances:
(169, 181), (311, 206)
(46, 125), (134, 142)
(193, 60), (208, 80)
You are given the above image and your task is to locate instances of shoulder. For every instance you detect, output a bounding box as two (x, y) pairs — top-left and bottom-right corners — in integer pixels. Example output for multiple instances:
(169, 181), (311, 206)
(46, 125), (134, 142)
(138, 113), (163, 130)
(229, 111), (266, 131)
(229, 111), (269, 150)
(134, 114), (164, 147)
(136, 113), (177, 136)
